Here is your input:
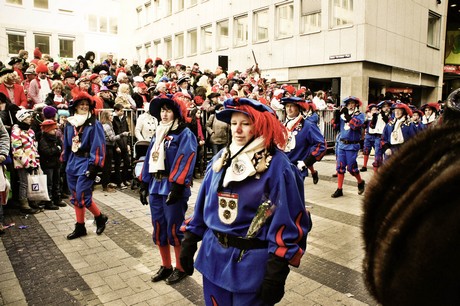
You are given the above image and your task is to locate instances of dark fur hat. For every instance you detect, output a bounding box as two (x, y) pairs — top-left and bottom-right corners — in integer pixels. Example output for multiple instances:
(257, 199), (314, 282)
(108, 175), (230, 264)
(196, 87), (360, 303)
(362, 118), (460, 305)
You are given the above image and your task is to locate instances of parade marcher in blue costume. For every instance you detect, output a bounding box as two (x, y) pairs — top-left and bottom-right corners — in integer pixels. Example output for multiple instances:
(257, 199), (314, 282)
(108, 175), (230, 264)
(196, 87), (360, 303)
(180, 97), (312, 305)
(381, 103), (417, 161)
(140, 96), (197, 285)
(410, 108), (426, 133)
(331, 96), (366, 198)
(361, 104), (385, 173)
(62, 89), (108, 240)
(420, 102), (439, 127)
(281, 96), (326, 184)
(361, 100), (392, 172)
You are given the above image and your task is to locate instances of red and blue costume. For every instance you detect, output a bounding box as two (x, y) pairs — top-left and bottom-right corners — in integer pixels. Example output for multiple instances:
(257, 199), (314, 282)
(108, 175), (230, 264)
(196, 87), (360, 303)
(183, 149), (310, 305)
(362, 104), (387, 170)
(62, 89), (108, 240)
(331, 96), (366, 198)
(281, 97), (326, 180)
(141, 126), (197, 246)
(381, 103), (417, 158)
(180, 97), (311, 305)
(336, 108), (365, 175)
(62, 115), (105, 208)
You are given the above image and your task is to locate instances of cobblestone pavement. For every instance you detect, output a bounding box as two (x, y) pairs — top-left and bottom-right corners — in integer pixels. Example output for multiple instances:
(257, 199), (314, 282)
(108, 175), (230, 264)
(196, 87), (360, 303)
(0, 153), (378, 305)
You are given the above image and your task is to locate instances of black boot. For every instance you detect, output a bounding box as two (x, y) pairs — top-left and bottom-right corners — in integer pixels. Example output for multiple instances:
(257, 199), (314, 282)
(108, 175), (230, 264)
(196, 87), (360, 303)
(95, 214), (108, 235)
(358, 180), (366, 195)
(67, 223), (87, 240)
(29, 201), (45, 212)
(331, 188), (343, 198)
(312, 171), (319, 185)
(19, 199), (39, 214)
(44, 201), (59, 210)
(151, 266), (173, 282)
(54, 198), (67, 207)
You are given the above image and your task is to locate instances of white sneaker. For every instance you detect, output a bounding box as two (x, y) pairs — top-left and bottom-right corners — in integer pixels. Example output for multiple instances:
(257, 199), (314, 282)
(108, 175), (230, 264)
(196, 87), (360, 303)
(117, 183), (127, 190)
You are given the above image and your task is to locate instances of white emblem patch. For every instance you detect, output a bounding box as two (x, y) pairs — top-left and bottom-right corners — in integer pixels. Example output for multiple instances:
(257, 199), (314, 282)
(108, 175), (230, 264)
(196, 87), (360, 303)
(217, 192), (238, 224)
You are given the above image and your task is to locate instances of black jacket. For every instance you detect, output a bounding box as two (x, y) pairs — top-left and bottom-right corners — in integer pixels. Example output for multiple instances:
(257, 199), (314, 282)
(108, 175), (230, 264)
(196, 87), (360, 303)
(38, 133), (62, 169)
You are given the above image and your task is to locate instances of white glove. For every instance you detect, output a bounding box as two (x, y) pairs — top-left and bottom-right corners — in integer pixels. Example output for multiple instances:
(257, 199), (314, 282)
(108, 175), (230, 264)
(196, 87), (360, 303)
(122, 131), (130, 136)
(297, 160), (306, 171)
(385, 149), (392, 156)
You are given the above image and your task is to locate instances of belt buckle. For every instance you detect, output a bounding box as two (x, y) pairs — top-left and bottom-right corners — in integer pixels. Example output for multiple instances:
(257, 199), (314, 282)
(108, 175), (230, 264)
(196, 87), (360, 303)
(217, 232), (229, 248)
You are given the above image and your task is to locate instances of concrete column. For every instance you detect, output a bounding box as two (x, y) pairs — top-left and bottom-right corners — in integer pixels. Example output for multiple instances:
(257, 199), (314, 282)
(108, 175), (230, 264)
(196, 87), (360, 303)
(340, 75), (369, 110)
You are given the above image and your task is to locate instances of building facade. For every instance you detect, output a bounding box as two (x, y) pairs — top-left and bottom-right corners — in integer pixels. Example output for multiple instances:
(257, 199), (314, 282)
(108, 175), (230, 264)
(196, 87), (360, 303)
(0, 0), (453, 106)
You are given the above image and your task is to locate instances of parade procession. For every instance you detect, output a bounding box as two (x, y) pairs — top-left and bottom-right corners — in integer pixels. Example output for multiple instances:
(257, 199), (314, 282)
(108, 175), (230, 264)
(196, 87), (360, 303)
(1, 0), (460, 305)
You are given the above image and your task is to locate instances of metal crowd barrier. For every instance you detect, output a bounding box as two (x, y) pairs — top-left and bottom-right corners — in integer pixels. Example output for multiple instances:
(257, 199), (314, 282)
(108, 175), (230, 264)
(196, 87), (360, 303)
(95, 107), (339, 154)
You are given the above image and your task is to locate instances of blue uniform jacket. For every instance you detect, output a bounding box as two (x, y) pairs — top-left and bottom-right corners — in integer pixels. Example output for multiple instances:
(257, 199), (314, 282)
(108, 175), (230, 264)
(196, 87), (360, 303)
(285, 117), (326, 176)
(381, 118), (417, 152)
(183, 149), (312, 293)
(62, 116), (106, 175)
(337, 110), (365, 151)
(141, 126), (197, 196)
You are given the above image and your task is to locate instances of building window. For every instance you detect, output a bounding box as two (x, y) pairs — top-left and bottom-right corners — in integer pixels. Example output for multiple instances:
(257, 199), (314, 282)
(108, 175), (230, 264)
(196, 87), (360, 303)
(234, 15), (248, 47)
(153, 40), (160, 57)
(217, 19), (229, 50)
(34, 34), (50, 55)
(201, 24), (212, 53)
(58, 1), (74, 14)
(109, 17), (118, 34)
(254, 9), (269, 43)
(190, 0), (197, 7)
(100, 16), (108, 33)
(276, 3), (294, 39)
(330, 0), (353, 27)
(145, 2), (151, 24)
(7, 32), (25, 54)
(88, 15), (97, 31)
(145, 42), (151, 59)
(153, 0), (159, 20)
(136, 7), (142, 28)
(188, 29), (197, 56)
(301, 0), (321, 33)
(59, 38), (74, 58)
(175, 33), (184, 58)
(34, 0), (48, 9)
(6, 0), (22, 5)
(136, 46), (142, 63)
(165, 0), (172, 16)
(178, 0), (184, 12)
(165, 37), (172, 59)
(427, 11), (441, 48)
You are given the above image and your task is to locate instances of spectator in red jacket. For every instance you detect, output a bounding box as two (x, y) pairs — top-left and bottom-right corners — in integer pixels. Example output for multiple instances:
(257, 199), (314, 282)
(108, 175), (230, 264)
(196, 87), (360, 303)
(0, 69), (28, 108)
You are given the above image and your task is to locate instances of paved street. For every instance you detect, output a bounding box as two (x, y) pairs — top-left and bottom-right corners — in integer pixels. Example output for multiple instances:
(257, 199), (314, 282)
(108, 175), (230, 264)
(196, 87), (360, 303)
(0, 153), (377, 306)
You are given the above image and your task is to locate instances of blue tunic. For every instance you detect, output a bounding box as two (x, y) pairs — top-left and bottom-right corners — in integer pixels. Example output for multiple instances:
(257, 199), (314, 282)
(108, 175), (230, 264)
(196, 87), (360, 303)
(284, 116), (326, 178)
(184, 149), (311, 293)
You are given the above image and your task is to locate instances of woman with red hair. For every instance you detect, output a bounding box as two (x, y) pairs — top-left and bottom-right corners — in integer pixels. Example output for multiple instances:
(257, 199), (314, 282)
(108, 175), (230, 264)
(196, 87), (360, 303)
(62, 89), (108, 240)
(180, 97), (312, 305)
(140, 96), (197, 285)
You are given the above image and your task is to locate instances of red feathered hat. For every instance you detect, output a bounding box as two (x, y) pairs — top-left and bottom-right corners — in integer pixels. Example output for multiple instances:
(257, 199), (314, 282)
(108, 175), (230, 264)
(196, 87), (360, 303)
(393, 102), (413, 117)
(366, 103), (378, 112)
(70, 88), (95, 111)
(421, 102), (439, 113)
(216, 97), (287, 149)
(280, 96), (310, 111)
(342, 96), (363, 107)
